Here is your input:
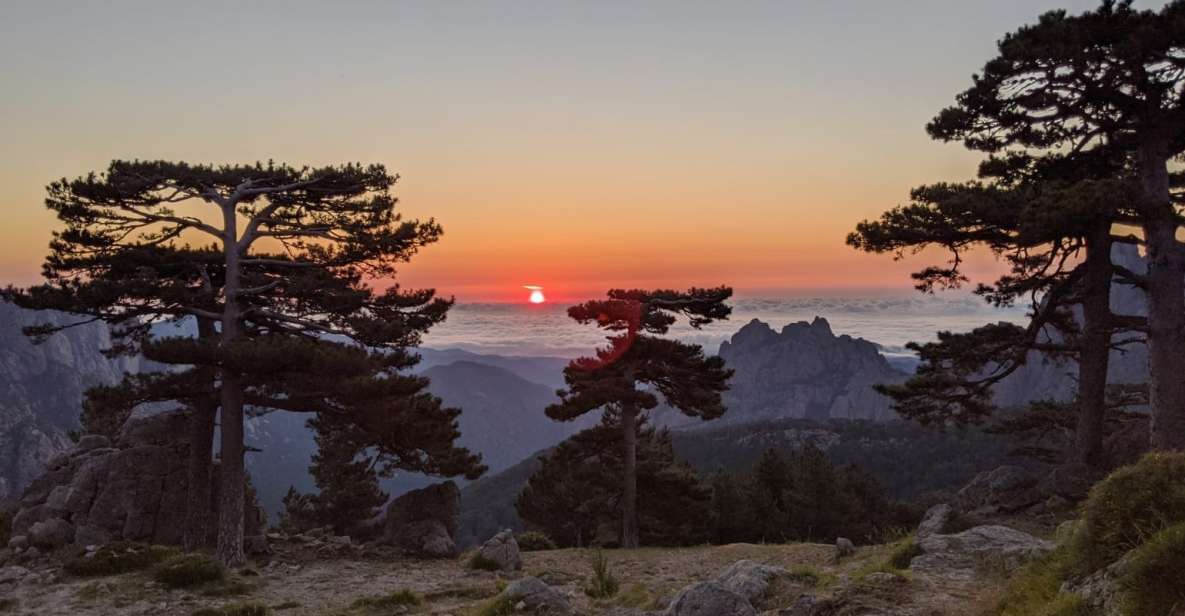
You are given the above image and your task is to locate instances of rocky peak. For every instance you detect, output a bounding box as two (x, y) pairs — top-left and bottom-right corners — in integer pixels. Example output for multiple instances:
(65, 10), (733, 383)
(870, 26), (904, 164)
(714, 317), (908, 423)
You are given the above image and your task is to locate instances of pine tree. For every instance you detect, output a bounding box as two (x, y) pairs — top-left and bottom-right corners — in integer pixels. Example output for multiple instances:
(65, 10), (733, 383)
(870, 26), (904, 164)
(515, 416), (711, 547)
(926, 0), (1185, 450)
(545, 287), (733, 548)
(848, 153), (1146, 466)
(4, 160), (484, 564)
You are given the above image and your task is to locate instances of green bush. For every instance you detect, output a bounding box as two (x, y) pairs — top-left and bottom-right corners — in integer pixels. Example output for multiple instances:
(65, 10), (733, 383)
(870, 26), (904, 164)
(1077, 453), (1185, 574)
(154, 553), (225, 588)
(992, 543), (1095, 616)
(473, 595), (515, 616)
(191, 603), (269, 616)
(351, 589), (420, 610)
(467, 553), (502, 571)
(1116, 522), (1185, 616)
(515, 531), (557, 552)
(64, 542), (180, 577)
(888, 536), (923, 570)
(584, 549), (619, 598)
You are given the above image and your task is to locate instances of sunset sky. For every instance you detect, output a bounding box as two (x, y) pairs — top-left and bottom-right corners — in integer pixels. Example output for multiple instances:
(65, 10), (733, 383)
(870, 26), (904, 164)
(0, 1), (1107, 302)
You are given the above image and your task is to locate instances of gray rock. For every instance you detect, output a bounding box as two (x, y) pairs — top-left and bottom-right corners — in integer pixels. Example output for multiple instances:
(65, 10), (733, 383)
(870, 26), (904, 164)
(666, 582), (756, 616)
(6, 535), (28, 550)
(478, 529), (521, 571)
(383, 481), (461, 558)
(913, 525), (1054, 579)
(714, 560), (788, 606)
(0, 566), (29, 585)
(957, 465), (1041, 513)
(76, 435), (112, 453)
(29, 518), (74, 549)
(835, 537), (856, 558)
(916, 503), (955, 539)
(501, 576), (572, 614)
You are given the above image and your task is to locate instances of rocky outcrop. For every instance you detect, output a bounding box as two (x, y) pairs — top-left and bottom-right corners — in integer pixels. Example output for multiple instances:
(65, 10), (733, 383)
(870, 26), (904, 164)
(912, 525), (1054, 579)
(715, 317), (908, 423)
(500, 576), (573, 614)
(665, 581), (756, 616)
(10, 410), (263, 549)
(0, 302), (138, 502)
(916, 503), (956, 540)
(957, 465), (1042, 514)
(477, 529), (522, 571)
(713, 560), (788, 607)
(382, 481), (461, 558)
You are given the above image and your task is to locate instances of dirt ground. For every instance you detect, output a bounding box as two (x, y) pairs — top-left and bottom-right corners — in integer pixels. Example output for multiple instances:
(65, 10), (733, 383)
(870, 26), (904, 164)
(0, 542), (1004, 615)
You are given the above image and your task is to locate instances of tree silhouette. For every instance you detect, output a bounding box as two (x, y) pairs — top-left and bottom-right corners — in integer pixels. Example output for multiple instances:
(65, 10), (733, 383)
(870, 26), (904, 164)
(5, 160), (483, 564)
(927, 0), (1185, 450)
(849, 151), (1146, 466)
(545, 286), (733, 548)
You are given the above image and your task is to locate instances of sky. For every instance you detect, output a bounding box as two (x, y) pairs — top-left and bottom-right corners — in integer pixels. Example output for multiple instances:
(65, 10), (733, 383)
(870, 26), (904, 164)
(0, 0), (1112, 302)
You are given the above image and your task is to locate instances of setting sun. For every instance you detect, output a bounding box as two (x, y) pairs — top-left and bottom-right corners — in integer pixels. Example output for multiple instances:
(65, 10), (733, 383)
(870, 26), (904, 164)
(524, 285), (546, 304)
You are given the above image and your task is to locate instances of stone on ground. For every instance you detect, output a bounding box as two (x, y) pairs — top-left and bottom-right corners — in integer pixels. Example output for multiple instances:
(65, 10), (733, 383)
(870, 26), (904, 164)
(501, 576), (573, 614)
(912, 525), (1053, 579)
(666, 581), (756, 616)
(383, 481), (461, 558)
(478, 529), (522, 571)
(713, 559), (788, 606)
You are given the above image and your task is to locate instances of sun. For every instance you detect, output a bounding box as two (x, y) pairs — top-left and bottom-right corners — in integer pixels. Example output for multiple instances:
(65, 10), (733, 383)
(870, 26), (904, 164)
(524, 285), (546, 304)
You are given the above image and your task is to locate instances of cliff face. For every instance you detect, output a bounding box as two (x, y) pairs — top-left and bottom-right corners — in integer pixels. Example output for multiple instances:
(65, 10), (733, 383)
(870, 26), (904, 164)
(0, 302), (137, 503)
(715, 317), (908, 424)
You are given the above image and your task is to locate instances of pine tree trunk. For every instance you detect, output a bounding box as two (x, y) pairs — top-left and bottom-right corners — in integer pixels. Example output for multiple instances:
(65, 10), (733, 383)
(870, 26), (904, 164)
(182, 316), (219, 550)
(1139, 137), (1185, 452)
(620, 403), (640, 549)
(216, 202), (247, 566)
(1075, 223), (1113, 467)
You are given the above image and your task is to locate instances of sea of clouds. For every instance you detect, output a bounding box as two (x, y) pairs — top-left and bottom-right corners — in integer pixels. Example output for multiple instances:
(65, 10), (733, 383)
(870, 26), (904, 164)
(421, 295), (1028, 359)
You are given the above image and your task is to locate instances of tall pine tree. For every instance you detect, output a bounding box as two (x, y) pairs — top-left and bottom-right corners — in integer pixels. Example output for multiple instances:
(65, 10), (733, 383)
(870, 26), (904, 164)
(545, 287), (733, 548)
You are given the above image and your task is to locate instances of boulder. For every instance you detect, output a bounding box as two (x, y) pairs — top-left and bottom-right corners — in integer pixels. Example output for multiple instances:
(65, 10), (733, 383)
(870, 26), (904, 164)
(714, 560), (788, 606)
(912, 525), (1054, 579)
(501, 576), (573, 614)
(6, 536), (28, 551)
(916, 503), (955, 539)
(383, 481), (461, 558)
(10, 409), (265, 550)
(666, 582), (756, 616)
(957, 465), (1042, 513)
(835, 537), (856, 559)
(29, 518), (74, 548)
(0, 566), (29, 585)
(478, 529), (522, 571)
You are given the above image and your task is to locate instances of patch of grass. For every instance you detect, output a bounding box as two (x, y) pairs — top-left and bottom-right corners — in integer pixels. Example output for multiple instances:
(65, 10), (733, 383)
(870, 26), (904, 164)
(612, 583), (656, 610)
(467, 552), (502, 571)
(271, 601), (301, 611)
(887, 536), (923, 570)
(154, 553), (226, 588)
(200, 578), (255, 597)
(992, 544), (1094, 616)
(64, 542), (180, 577)
(1077, 452), (1185, 575)
(351, 589), (421, 611)
(515, 531), (557, 552)
(786, 565), (821, 586)
(583, 549), (619, 598)
(470, 594), (515, 616)
(1116, 521), (1185, 616)
(191, 603), (269, 616)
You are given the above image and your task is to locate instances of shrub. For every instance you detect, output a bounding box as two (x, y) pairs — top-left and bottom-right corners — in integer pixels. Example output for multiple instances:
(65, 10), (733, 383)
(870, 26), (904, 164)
(351, 589), (420, 610)
(887, 536), (923, 570)
(467, 553), (502, 571)
(473, 594), (515, 616)
(1077, 453), (1185, 574)
(64, 542), (179, 577)
(154, 553), (225, 588)
(515, 531), (557, 552)
(1116, 522), (1185, 616)
(992, 544), (1090, 616)
(191, 603), (269, 616)
(584, 550), (619, 598)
